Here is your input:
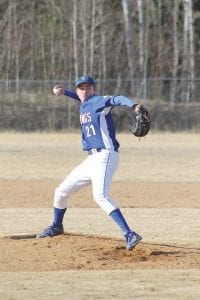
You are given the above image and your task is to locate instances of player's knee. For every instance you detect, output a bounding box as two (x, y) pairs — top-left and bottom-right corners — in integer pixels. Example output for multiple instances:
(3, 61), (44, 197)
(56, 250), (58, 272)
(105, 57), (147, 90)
(93, 192), (118, 214)
(93, 191), (107, 203)
(93, 193), (107, 211)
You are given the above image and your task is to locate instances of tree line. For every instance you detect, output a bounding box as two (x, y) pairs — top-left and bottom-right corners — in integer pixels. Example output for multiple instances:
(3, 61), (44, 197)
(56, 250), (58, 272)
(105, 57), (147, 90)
(0, 0), (200, 104)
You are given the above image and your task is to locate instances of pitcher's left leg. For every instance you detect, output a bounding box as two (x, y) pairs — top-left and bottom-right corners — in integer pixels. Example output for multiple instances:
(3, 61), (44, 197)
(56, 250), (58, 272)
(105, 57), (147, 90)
(91, 150), (119, 214)
(91, 150), (142, 250)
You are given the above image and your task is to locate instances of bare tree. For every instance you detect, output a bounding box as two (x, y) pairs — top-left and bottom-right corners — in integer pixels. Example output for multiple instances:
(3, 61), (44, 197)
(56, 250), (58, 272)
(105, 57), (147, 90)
(39, 30), (47, 81)
(89, 0), (96, 75)
(156, 0), (163, 101)
(121, 0), (135, 94)
(13, 1), (20, 96)
(48, 0), (68, 79)
(80, 0), (87, 74)
(0, 0), (199, 104)
(47, 0), (57, 79)
(143, 1), (149, 105)
(181, 0), (195, 103)
(137, 0), (148, 103)
(29, 2), (34, 80)
(188, 0), (195, 101)
(137, 0), (144, 77)
(72, 0), (78, 78)
(5, 1), (12, 90)
(157, 0), (162, 77)
(99, 1), (107, 91)
(170, 0), (179, 106)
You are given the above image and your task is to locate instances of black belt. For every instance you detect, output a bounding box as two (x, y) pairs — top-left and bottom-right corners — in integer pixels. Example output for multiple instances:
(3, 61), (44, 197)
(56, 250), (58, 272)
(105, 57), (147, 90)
(88, 148), (118, 155)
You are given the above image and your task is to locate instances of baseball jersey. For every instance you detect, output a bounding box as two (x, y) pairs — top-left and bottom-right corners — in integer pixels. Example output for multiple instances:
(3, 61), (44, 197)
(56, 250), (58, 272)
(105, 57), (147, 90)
(64, 90), (137, 151)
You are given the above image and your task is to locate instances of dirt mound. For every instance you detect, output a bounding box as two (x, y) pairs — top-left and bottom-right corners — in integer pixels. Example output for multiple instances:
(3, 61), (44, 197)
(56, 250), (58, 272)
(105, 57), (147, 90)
(1, 233), (199, 272)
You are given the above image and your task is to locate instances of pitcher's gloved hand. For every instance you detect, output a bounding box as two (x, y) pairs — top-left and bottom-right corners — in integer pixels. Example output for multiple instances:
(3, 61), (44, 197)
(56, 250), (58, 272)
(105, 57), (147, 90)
(132, 105), (151, 137)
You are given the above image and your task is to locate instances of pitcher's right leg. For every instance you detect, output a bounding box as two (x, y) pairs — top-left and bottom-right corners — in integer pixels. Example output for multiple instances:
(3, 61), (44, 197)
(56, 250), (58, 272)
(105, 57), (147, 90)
(36, 158), (91, 238)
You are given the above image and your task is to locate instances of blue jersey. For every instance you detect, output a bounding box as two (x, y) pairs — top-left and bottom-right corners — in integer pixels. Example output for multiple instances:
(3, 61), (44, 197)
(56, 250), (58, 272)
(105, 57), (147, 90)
(64, 90), (137, 151)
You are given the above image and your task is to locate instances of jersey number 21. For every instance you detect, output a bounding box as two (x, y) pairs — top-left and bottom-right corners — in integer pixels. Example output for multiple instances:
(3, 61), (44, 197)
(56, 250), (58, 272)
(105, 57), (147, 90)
(86, 125), (96, 137)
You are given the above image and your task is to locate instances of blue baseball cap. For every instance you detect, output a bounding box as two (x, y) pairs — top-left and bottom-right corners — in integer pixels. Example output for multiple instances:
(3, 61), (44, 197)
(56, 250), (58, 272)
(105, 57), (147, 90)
(76, 75), (96, 87)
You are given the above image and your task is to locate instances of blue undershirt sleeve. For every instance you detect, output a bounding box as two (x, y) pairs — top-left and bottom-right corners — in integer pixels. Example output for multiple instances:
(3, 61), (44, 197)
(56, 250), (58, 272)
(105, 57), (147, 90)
(63, 89), (80, 101)
(109, 95), (138, 108)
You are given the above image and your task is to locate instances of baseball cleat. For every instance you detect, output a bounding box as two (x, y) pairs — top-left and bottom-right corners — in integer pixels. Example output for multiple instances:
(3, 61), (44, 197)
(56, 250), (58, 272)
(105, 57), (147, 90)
(125, 231), (142, 250)
(36, 223), (64, 238)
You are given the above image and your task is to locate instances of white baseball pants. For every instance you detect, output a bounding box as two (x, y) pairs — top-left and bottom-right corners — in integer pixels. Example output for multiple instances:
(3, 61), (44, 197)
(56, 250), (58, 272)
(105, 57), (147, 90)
(54, 149), (119, 215)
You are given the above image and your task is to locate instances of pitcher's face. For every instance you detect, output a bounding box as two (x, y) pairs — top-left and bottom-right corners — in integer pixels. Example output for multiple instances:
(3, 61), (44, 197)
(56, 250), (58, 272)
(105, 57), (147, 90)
(76, 83), (95, 102)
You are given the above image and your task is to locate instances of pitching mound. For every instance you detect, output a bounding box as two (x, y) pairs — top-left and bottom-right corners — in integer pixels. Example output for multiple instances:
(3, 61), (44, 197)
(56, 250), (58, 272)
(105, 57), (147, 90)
(1, 233), (199, 272)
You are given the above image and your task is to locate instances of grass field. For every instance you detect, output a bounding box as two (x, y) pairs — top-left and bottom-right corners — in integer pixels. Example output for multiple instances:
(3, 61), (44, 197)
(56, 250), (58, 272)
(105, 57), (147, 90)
(0, 132), (200, 299)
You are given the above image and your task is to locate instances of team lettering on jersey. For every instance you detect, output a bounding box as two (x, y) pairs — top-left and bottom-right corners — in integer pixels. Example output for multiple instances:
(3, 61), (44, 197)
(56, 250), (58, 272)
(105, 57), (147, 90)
(80, 112), (92, 125)
(80, 112), (96, 137)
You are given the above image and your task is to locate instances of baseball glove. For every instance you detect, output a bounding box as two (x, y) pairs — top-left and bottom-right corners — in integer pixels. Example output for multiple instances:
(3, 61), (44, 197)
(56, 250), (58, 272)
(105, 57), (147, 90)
(131, 105), (151, 137)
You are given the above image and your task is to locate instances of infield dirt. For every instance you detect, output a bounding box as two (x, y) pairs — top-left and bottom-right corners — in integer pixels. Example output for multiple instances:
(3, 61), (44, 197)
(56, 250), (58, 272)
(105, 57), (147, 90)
(0, 132), (200, 299)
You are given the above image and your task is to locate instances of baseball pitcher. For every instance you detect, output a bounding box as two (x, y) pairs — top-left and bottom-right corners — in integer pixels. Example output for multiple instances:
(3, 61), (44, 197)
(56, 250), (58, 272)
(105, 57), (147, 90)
(37, 75), (150, 250)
